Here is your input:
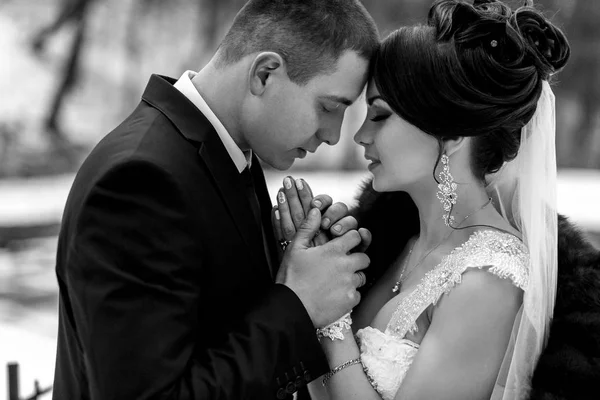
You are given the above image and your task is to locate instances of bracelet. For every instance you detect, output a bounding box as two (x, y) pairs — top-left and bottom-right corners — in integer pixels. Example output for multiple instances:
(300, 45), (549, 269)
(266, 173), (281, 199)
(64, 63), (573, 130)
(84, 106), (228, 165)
(322, 357), (361, 387)
(316, 312), (352, 341)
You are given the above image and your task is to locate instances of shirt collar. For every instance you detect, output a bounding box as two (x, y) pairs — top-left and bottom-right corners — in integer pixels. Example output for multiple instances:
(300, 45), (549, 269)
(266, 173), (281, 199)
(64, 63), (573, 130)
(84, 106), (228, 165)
(174, 70), (251, 173)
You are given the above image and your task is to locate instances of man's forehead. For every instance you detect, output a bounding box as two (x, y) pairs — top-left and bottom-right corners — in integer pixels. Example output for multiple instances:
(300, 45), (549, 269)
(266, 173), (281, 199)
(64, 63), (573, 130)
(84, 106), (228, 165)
(316, 75), (368, 103)
(312, 52), (369, 100)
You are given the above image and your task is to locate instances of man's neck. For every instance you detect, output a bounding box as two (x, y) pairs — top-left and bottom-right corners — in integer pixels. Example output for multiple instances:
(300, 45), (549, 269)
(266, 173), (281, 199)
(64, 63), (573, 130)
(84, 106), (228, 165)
(191, 62), (248, 150)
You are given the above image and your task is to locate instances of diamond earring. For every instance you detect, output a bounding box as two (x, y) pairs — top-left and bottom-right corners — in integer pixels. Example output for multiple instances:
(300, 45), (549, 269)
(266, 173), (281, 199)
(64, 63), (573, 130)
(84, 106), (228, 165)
(436, 154), (458, 227)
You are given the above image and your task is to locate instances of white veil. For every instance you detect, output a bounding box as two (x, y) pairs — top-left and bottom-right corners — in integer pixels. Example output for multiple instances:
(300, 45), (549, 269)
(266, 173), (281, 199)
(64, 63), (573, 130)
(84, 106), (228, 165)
(486, 80), (558, 399)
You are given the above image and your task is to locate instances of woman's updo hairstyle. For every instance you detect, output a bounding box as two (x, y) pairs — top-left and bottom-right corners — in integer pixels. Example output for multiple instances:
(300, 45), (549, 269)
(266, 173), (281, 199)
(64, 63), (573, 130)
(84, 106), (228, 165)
(371, 0), (570, 180)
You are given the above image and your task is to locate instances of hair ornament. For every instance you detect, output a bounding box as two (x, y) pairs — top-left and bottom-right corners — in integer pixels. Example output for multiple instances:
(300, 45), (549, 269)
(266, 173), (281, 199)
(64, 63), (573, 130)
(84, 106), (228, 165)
(490, 39), (498, 47)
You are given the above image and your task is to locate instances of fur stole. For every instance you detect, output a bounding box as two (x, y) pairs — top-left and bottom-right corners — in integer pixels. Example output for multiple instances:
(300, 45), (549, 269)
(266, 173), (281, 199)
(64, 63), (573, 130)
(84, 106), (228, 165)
(351, 180), (600, 400)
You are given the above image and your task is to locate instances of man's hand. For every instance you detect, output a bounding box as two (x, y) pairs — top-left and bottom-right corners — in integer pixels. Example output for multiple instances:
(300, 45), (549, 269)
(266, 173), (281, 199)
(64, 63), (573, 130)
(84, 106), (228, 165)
(275, 207), (370, 328)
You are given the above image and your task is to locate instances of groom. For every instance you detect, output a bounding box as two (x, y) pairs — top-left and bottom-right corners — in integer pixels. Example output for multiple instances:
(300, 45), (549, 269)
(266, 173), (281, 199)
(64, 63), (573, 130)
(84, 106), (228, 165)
(52, 0), (379, 399)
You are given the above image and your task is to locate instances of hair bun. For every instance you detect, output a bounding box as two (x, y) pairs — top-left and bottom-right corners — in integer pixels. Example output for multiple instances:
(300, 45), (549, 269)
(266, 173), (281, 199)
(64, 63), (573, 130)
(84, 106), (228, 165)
(515, 9), (570, 78)
(429, 1), (570, 79)
(429, 0), (510, 47)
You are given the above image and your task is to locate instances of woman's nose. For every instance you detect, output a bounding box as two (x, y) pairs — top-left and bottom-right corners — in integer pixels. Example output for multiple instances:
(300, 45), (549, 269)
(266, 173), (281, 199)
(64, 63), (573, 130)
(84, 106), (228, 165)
(354, 121), (372, 146)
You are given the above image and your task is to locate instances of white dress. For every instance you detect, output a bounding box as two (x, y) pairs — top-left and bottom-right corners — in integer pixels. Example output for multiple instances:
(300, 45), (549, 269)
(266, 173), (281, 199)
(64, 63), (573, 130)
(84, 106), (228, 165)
(355, 230), (530, 400)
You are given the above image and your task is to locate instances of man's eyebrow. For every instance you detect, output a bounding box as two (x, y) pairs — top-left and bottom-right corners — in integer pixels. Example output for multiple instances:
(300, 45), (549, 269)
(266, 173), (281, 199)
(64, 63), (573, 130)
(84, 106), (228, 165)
(367, 95), (383, 106)
(321, 95), (353, 106)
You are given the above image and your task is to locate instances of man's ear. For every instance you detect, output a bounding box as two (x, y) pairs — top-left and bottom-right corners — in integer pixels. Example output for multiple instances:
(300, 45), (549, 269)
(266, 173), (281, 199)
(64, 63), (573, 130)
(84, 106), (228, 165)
(248, 52), (285, 96)
(443, 136), (468, 157)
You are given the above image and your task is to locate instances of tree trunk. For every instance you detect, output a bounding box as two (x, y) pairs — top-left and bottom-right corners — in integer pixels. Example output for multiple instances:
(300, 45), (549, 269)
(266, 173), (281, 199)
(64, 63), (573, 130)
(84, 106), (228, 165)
(34, 0), (95, 143)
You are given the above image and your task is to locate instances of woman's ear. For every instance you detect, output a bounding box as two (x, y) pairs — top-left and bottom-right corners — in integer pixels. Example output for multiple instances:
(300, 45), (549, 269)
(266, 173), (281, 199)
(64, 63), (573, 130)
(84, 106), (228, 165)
(442, 136), (468, 157)
(248, 52), (285, 96)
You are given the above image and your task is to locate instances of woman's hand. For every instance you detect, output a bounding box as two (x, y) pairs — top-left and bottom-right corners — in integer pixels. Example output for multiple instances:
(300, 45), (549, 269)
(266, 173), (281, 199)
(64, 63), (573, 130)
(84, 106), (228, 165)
(271, 176), (371, 253)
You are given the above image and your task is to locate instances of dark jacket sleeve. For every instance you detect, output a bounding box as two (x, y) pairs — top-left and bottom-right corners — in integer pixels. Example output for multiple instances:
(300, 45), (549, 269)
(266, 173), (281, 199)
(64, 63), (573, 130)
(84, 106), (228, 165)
(66, 159), (326, 400)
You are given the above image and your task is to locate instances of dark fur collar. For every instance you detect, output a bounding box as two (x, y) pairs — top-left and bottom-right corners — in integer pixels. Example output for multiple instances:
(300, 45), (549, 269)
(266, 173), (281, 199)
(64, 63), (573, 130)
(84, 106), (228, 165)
(351, 180), (600, 399)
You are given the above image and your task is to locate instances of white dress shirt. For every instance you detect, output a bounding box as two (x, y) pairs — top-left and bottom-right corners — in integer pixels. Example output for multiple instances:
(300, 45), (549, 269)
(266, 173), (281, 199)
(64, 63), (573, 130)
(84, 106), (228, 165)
(174, 70), (252, 173)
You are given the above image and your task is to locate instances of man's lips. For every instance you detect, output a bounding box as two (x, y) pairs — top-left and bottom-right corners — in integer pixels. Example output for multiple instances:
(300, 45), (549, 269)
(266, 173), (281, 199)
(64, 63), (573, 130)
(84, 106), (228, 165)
(297, 147), (318, 158)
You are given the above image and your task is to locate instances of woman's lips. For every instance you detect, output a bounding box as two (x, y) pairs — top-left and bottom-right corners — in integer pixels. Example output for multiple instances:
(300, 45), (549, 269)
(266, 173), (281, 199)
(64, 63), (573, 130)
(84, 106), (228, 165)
(367, 161), (381, 171)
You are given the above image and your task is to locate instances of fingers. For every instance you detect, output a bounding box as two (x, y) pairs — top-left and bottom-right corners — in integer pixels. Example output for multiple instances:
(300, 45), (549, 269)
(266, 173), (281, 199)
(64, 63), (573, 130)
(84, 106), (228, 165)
(327, 215), (358, 238)
(355, 228), (372, 253)
(302, 178), (314, 198)
(328, 229), (362, 254)
(311, 194), (332, 214)
(321, 202), (349, 231)
(276, 190), (296, 241)
(292, 208), (322, 249)
(312, 229), (330, 247)
(294, 178), (314, 216)
(271, 206), (284, 242)
(346, 252), (371, 273)
(282, 177), (305, 230)
(353, 271), (367, 288)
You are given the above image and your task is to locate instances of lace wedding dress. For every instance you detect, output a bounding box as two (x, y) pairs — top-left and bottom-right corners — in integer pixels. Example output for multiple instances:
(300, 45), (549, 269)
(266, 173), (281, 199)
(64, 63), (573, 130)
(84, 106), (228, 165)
(355, 230), (529, 400)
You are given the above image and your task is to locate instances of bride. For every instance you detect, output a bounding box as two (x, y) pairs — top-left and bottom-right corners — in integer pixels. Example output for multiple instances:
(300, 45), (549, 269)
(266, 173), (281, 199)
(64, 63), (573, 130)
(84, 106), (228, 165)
(274, 0), (570, 399)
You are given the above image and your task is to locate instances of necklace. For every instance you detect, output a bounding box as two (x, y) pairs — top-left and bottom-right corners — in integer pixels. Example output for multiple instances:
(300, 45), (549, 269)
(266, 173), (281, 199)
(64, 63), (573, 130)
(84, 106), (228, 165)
(391, 197), (493, 293)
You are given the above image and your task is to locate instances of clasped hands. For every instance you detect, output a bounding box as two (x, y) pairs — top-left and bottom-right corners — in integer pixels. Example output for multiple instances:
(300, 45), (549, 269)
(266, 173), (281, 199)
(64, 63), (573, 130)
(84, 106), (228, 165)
(272, 176), (372, 329)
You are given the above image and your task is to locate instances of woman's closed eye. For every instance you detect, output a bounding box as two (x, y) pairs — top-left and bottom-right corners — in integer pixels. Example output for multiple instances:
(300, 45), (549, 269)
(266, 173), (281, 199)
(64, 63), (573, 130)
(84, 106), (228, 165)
(370, 113), (390, 122)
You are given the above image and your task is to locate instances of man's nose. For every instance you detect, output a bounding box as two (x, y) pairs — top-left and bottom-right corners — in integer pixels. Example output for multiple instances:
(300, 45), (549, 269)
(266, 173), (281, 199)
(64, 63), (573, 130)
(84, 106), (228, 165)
(317, 124), (342, 146)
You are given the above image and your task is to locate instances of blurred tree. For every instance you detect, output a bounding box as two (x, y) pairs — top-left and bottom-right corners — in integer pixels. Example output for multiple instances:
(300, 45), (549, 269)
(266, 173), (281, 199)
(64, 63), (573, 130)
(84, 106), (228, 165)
(19, 0), (599, 173)
(556, 0), (600, 167)
(31, 0), (98, 160)
(186, 0), (246, 68)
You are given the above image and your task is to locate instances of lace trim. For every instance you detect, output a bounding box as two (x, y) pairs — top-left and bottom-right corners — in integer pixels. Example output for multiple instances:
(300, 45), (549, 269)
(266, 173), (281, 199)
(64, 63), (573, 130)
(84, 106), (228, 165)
(357, 327), (419, 400)
(385, 230), (529, 339)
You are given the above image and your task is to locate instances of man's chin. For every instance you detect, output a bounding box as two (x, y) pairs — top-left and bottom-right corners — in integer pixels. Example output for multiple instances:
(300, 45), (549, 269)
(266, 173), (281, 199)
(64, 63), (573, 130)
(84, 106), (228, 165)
(274, 159), (295, 171)
(262, 155), (295, 171)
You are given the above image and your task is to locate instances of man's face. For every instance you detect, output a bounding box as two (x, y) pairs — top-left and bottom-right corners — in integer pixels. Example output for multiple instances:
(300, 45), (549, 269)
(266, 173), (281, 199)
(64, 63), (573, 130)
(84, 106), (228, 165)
(244, 51), (370, 170)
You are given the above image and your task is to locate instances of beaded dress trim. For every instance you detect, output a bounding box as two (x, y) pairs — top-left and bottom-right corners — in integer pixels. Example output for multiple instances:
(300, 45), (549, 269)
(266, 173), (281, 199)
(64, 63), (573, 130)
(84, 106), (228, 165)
(385, 230), (530, 339)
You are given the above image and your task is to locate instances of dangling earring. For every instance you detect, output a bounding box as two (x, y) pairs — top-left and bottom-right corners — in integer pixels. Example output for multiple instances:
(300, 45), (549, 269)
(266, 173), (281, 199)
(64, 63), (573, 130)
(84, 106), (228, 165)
(436, 154), (458, 227)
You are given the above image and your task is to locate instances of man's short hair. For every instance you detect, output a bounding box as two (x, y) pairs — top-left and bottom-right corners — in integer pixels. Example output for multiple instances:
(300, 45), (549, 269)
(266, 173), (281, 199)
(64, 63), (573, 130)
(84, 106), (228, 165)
(215, 0), (379, 85)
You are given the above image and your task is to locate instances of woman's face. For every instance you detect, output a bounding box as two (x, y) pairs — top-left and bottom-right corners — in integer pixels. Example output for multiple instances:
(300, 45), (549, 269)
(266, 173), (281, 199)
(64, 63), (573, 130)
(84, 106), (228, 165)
(354, 81), (440, 192)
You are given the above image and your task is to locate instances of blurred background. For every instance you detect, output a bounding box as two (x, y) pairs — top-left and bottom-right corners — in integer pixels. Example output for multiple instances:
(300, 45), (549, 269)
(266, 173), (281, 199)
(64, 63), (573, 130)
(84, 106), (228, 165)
(1, 0), (599, 398)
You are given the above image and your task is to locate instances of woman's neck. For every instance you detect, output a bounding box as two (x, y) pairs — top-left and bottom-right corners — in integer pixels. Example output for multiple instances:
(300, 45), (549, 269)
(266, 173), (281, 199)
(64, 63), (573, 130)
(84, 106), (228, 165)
(406, 178), (491, 249)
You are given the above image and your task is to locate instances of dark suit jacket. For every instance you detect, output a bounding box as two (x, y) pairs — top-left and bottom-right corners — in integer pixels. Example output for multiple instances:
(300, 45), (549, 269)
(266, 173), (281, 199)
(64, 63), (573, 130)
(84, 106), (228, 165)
(52, 74), (328, 400)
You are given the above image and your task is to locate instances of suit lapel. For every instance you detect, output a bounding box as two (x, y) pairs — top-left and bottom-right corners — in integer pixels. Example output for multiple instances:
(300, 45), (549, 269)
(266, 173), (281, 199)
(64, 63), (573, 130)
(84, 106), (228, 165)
(198, 142), (269, 275)
(141, 74), (271, 278)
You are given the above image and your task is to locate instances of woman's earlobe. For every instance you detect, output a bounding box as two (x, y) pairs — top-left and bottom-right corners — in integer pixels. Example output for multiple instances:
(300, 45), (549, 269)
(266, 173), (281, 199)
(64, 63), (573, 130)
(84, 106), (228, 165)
(443, 136), (468, 157)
